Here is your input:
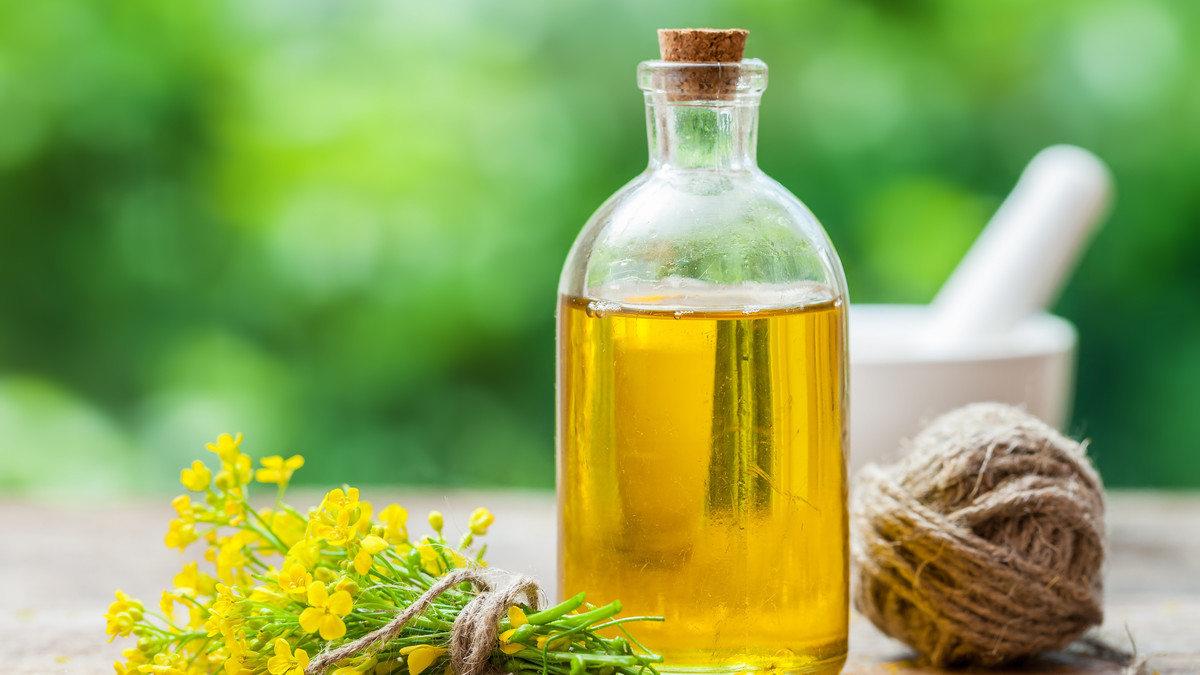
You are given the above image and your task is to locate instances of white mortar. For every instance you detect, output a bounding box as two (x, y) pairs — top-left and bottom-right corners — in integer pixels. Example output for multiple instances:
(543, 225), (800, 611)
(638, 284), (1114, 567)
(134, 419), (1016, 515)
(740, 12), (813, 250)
(848, 303), (1077, 474)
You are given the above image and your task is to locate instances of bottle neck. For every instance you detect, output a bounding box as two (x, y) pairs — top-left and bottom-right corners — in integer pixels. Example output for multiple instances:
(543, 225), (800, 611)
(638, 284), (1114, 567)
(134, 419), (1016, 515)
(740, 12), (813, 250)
(645, 95), (761, 171)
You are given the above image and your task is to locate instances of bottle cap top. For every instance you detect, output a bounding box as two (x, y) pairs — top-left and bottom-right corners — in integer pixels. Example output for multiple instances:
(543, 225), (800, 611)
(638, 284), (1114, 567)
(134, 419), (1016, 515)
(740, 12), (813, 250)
(657, 28), (748, 63)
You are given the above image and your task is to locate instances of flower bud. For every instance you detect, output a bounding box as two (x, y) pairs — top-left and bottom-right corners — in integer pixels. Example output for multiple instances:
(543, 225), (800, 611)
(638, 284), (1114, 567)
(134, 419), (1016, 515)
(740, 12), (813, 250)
(467, 508), (495, 536)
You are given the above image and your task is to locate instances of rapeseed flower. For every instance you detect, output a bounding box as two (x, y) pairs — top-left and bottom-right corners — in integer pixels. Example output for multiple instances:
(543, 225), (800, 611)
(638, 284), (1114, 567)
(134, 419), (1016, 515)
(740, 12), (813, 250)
(137, 652), (186, 674)
(104, 591), (143, 640)
(266, 639), (308, 675)
(264, 509), (306, 548)
(164, 518), (197, 551)
(378, 504), (408, 545)
(320, 487), (359, 513)
(256, 455), (304, 486)
(205, 433), (243, 464)
(353, 535), (389, 575)
(399, 645), (446, 675)
(173, 561), (215, 596)
(298, 581), (353, 640)
(417, 539), (446, 576)
(223, 632), (257, 675)
(468, 507), (495, 535)
(180, 461), (211, 492)
(310, 508), (356, 547)
(106, 433), (660, 675)
(277, 561), (311, 597)
(498, 628), (525, 655)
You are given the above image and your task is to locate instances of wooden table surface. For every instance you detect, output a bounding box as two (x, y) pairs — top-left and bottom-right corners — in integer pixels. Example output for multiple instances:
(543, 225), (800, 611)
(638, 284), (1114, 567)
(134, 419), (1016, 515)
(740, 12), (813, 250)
(3, 491), (1198, 674)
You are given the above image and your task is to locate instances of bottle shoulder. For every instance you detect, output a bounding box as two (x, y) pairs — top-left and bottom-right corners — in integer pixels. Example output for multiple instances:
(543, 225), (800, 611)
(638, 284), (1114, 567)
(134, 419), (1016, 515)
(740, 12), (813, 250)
(559, 168), (847, 305)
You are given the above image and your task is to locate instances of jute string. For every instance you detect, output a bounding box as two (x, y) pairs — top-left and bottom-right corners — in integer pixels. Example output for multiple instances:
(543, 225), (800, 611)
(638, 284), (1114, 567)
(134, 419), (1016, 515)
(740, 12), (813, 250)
(852, 403), (1106, 668)
(305, 567), (541, 675)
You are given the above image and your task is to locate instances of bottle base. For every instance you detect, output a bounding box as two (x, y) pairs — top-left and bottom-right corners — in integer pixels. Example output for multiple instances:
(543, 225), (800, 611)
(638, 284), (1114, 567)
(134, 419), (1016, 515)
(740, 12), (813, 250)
(653, 650), (847, 675)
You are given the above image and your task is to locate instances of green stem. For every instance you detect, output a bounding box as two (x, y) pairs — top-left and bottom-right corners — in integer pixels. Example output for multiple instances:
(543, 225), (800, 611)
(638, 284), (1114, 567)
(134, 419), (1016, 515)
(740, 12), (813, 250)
(554, 601), (622, 629)
(526, 592), (586, 625)
(516, 651), (662, 666)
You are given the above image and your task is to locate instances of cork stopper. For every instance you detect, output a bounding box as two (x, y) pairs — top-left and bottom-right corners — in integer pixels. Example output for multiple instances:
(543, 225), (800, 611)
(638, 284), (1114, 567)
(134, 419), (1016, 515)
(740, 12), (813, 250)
(657, 28), (748, 63)
(653, 28), (749, 100)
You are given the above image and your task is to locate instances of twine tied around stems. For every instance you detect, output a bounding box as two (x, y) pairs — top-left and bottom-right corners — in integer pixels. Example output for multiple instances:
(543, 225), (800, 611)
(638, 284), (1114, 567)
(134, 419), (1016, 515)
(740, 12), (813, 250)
(305, 567), (541, 675)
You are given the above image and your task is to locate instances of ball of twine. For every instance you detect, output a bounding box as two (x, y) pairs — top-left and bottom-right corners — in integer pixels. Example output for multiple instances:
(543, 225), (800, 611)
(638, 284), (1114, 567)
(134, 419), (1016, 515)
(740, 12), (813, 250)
(851, 402), (1106, 668)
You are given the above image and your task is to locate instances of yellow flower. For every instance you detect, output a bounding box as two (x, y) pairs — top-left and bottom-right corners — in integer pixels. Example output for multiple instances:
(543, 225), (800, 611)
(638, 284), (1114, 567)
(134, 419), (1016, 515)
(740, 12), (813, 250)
(172, 495), (196, 520)
(278, 561), (312, 597)
(331, 654), (376, 675)
(173, 561), (216, 597)
(104, 591), (143, 641)
(164, 518), (197, 551)
(256, 455), (304, 485)
(180, 461), (212, 492)
(354, 501), (374, 536)
(399, 645), (446, 675)
(114, 646), (149, 674)
(311, 509), (357, 547)
(223, 631), (258, 675)
(235, 453), (252, 484)
(417, 540), (446, 576)
(136, 652), (186, 674)
(353, 535), (389, 575)
(536, 634), (571, 651)
(224, 660), (254, 675)
(448, 548), (473, 569)
(160, 590), (177, 615)
(379, 504), (408, 545)
(507, 605), (528, 627)
(286, 538), (322, 571)
(320, 487), (360, 513)
(121, 649), (148, 669)
(215, 453), (254, 492)
(205, 433), (244, 464)
(467, 508), (494, 536)
(497, 628), (524, 655)
(265, 509), (307, 549)
(221, 496), (246, 526)
(216, 535), (251, 583)
(427, 511), (443, 533)
(299, 581), (354, 640)
(204, 585), (242, 638)
(164, 495), (199, 550)
(267, 639), (309, 675)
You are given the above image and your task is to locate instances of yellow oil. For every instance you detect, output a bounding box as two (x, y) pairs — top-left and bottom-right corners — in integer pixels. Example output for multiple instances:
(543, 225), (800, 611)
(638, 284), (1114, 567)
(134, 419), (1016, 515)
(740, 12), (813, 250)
(557, 291), (848, 674)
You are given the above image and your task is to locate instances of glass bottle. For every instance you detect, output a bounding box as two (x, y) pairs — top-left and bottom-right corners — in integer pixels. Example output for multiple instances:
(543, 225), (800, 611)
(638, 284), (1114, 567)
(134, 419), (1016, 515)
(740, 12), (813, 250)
(557, 31), (849, 675)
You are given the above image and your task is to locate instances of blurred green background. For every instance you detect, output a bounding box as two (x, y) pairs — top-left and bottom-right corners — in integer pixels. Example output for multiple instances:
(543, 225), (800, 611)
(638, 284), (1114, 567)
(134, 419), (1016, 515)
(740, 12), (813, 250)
(2, 0), (1197, 496)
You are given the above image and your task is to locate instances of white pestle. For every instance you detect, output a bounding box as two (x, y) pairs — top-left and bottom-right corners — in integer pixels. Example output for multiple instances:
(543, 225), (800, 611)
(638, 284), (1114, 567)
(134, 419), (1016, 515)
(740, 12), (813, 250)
(923, 145), (1113, 353)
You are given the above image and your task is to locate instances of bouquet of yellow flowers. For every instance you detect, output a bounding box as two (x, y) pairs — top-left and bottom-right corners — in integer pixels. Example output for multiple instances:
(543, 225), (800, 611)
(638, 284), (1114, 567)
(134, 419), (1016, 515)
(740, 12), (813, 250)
(105, 434), (661, 675)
